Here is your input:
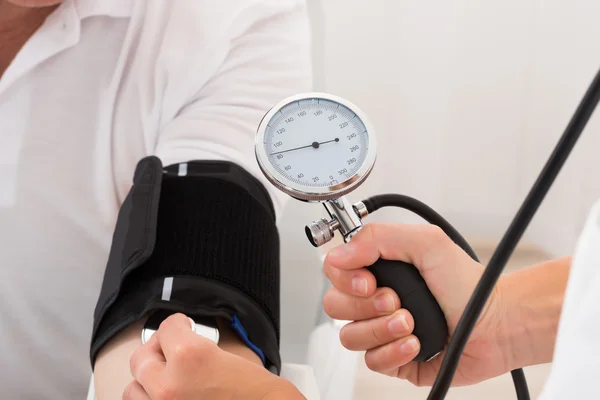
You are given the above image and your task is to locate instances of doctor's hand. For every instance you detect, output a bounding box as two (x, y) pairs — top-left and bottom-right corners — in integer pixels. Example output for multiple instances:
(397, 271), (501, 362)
(124, 313), (305, 400)
(323, 223), (513, 387)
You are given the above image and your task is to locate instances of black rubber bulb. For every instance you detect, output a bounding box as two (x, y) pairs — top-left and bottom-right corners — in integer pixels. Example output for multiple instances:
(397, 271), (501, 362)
(366, 259), (448, 362)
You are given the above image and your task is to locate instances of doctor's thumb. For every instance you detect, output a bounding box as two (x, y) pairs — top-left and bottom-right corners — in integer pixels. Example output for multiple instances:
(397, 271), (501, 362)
(326, 223), (487, 330)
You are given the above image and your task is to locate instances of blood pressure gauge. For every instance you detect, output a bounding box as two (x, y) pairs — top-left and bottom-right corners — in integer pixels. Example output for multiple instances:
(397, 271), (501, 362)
(256, 93), (449, 364)
(255, 92), (377, 202)
(255, 93), (377, 246)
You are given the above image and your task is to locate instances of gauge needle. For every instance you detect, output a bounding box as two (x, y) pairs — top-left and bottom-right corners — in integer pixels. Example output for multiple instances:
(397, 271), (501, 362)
(271, 138), (339, 156)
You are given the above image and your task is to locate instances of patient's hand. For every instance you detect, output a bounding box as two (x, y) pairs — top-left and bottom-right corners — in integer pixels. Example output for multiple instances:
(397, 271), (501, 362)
(123, 313), (305, 400)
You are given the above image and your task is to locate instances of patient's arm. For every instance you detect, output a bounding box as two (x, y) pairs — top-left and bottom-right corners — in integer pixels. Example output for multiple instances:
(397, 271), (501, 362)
(93, 317), (271, 399)
(90, 2), (314, 394)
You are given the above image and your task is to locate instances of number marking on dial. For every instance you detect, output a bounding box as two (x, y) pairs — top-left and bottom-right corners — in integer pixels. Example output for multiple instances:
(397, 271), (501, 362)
(263, 98), (369, 188)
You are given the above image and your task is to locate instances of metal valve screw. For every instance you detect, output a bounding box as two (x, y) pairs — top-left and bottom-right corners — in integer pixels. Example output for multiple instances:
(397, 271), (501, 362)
(305, 218), (340, 247)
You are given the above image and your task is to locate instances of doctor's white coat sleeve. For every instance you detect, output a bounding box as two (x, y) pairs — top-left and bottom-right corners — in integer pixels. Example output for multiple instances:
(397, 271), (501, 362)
(537, 200), (600, 399)
(153, 0), (314, 219)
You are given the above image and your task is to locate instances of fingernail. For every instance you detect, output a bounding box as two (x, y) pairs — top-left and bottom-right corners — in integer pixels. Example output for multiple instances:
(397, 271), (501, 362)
(329, 244), (354, 259)
(352, 276), (368, 295)
(400, 338), (419, 354)
(374, 294), (395, 313)
(388, 314), (409, 334)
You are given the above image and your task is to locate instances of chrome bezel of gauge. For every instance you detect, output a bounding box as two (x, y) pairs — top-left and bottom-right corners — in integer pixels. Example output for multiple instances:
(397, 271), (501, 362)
(255, 92), (377, 202)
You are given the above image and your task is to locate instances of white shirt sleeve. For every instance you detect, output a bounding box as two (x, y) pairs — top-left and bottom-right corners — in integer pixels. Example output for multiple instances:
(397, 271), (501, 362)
(538, 200), (600, 399)
(153, 0), (313, 218)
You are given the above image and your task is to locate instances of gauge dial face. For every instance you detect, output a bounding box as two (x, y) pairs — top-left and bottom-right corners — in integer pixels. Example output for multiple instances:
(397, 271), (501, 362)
(255, 93), (377, 201)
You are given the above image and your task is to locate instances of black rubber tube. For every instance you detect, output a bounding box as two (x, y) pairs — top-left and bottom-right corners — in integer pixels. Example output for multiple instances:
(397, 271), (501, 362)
(362, 194), (529, 399)
(426, 66), (600, 399)
(362, 195), (478, 260)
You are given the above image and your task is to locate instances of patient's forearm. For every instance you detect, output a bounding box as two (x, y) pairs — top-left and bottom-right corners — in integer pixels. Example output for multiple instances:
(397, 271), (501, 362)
(93, 317), (262, 399)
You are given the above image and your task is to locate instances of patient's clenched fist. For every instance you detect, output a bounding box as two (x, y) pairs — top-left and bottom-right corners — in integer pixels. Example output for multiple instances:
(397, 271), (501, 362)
(125, 313), (304, 400)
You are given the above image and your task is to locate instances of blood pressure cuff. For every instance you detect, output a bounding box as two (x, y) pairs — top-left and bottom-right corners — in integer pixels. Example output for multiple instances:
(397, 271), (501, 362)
(90, 156), (282, 373)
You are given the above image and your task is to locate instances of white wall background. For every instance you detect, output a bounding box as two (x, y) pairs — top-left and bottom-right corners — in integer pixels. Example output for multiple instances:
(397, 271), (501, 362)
(279, 0), (600, 364)
(279, 0), (600, 368)
(306, 0), (600, 257)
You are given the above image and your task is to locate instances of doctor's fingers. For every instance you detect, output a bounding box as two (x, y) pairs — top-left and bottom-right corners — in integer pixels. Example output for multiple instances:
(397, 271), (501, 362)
(323, 286), (401, 321)
(339, 309), (414, 351)
(364, 335), (421, 374)
(323, 258), (377, 298)
(324, 223), (458, 278)
(322, 223), (452, 298)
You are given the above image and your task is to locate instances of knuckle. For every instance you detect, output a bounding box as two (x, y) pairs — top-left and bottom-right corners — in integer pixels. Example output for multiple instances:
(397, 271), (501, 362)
(338, 323), (362, 350)
(156, 384), (178, 400)
(370, 323), (382, 344)
(323, 264), (345, 290)
(171, 343), (193, 363)
(129, 349), (140, 373)
(129, 346), (143, 371)
(322, 289), (338, 317)
(322, 261), (334, 281)
(364, 351), (384, 373)
(135, 359), (155, 381)
(129, 348), (151, 378)
(338, 327), (352, 349)
(122, 382), (135, 400)
(160, 313), (187, 330)
(380, 287), (401, 309)
(352, 296), (365, 319)
(194, 339), (216, 357)
(382, 369), (399, 378)
(174, 339), (213, 364)
(359, 223), (377, 243)
(427, 225), (448, 245)
(395, 366), (411, 381)
(414, 378), (427, 387)
(326, 268), (347, 292)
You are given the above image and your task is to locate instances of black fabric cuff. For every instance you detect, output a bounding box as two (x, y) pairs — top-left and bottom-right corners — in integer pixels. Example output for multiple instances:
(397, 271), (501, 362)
(90, 157), (281, 373)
